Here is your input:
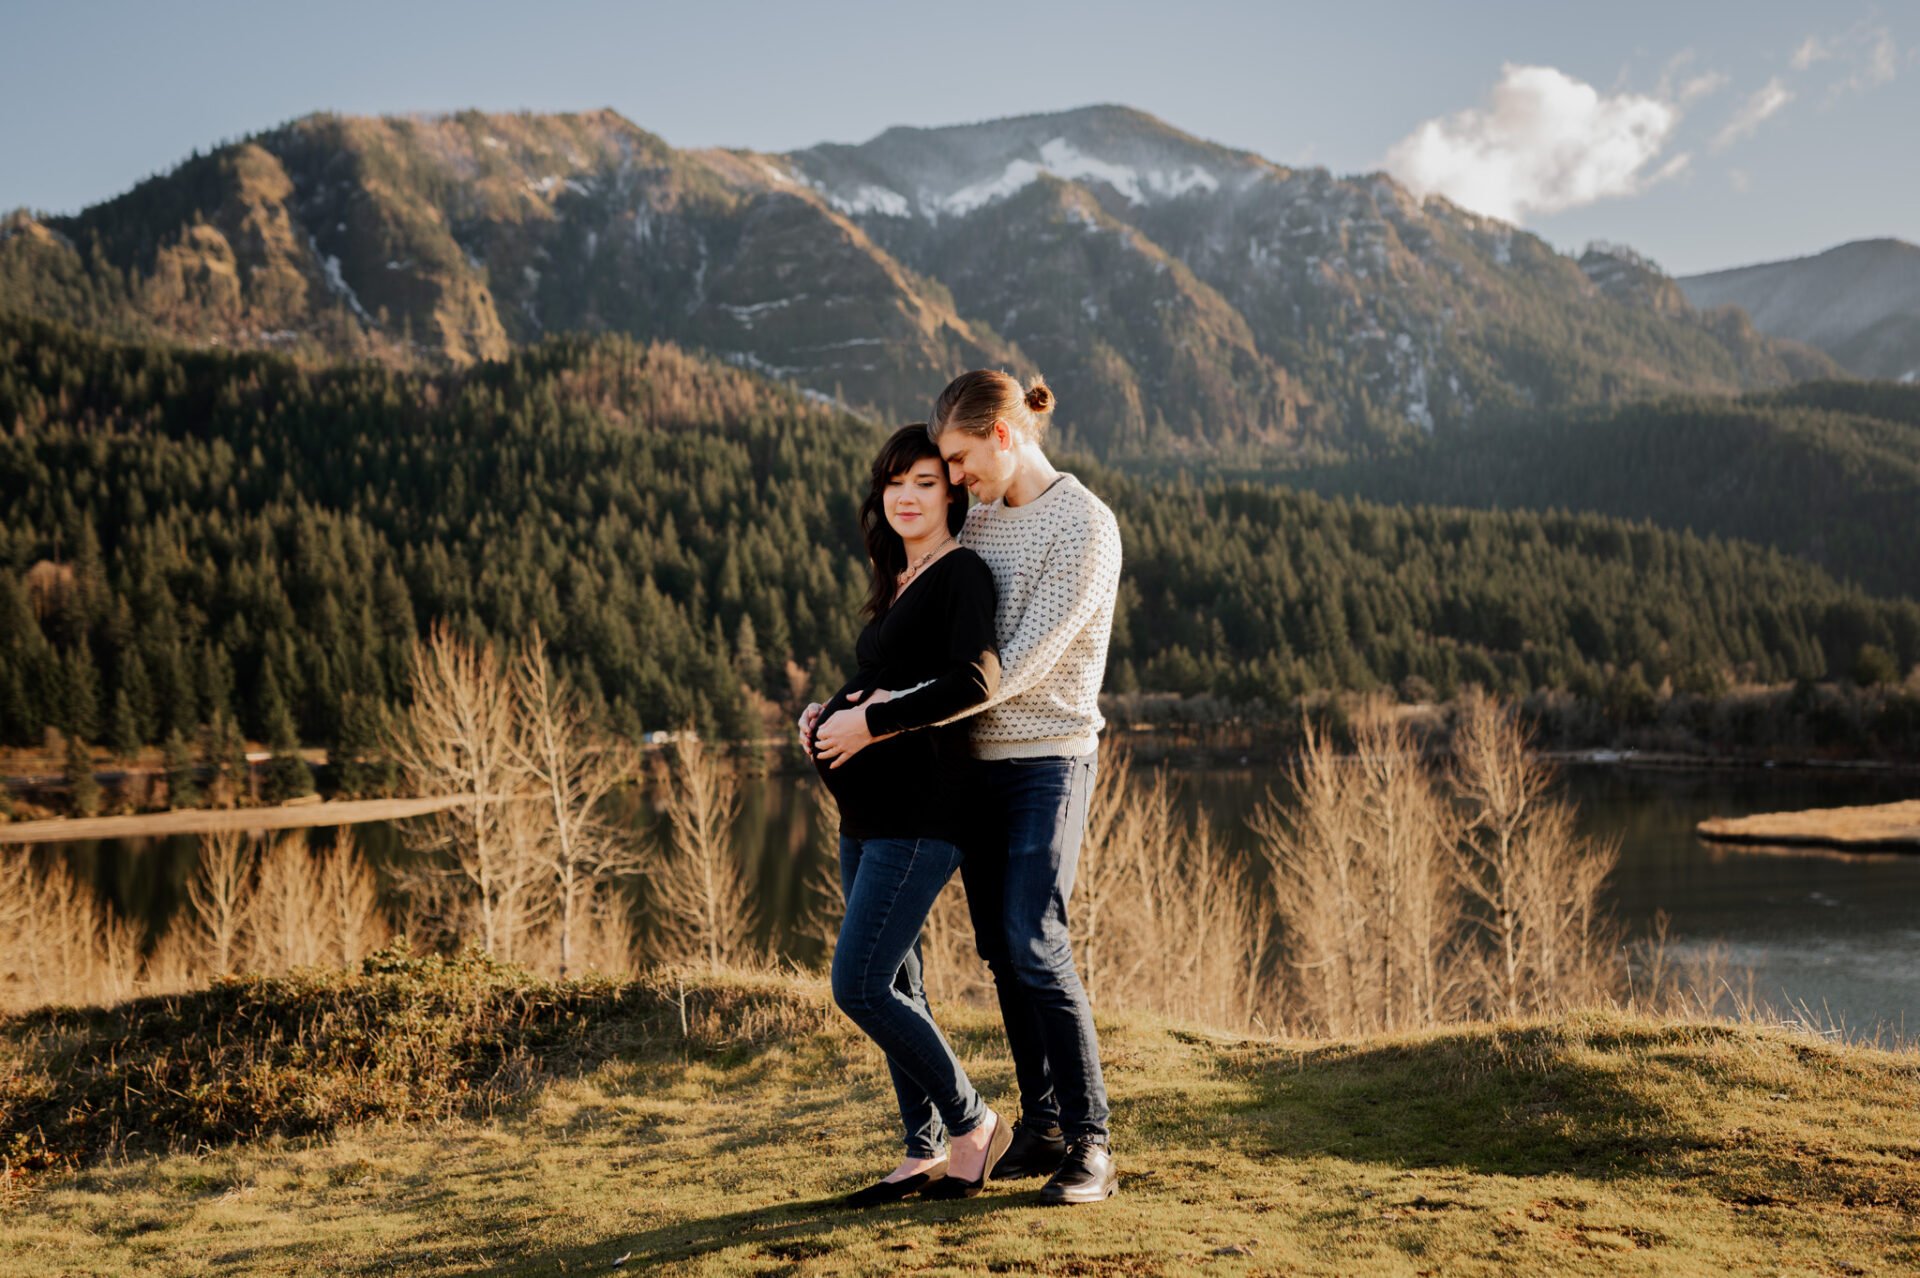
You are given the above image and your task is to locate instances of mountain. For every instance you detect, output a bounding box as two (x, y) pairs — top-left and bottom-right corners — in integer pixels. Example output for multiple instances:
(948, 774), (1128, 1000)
(782, 106), (1835, 451)
(1281, 381), (1920, 598)
(1679, 239), (1920, 383)
(1, 105), (1839, 457)
(0, 111), (1016, 421)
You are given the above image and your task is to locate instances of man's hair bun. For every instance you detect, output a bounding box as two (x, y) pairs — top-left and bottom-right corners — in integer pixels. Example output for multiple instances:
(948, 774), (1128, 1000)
(1024, 378), (1055, 416)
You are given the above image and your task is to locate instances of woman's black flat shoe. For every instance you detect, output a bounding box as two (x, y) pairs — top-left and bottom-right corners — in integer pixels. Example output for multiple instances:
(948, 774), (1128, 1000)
(924, 1111), (1014, 1200)
(838, 1161), (948, 1209)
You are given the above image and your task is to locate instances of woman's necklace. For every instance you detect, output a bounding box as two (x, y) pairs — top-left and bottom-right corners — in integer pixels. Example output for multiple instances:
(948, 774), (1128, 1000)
(896, 534), (955, 591)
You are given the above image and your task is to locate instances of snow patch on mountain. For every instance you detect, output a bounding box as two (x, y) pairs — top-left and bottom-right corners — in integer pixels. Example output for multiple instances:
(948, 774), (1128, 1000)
(309, 235), (372, 324)
(1147, 165), (1221, 198)
(1395, 332), (1434, 432)
(940, 137), (1218, 216)
(756, 158), (800, 187)
(829, 184), (911, 218)
(719, 296), (804, 329)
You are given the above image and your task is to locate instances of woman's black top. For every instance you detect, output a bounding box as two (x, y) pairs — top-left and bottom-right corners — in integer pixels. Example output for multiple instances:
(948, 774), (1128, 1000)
(811, 548), (1000, 847)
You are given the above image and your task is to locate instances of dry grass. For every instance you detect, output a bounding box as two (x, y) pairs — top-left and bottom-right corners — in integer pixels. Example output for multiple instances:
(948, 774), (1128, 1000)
(1697, 799), (1920, 850)
(3, 964), (1915, 1276)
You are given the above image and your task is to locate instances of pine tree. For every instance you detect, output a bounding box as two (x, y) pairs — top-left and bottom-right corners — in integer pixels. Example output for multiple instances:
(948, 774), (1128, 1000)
(108, 687), (142, 758)
(332, 692), (395, 799)
(1853, 644), (1899, 688)
(206, 709), (251, 807)
(0, 665), (34, 747)
(66, 733), (102, 817)
(198, 641), (234, 723)
(164, 728), (203, 808)
(261, 683), (315, 804)
(123, 651), (158, 742)
(733, 613), (764, 692)
(65, 645), (102, 741)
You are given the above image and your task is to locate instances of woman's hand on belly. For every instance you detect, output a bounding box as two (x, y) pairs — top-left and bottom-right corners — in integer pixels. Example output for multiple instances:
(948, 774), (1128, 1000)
(797, 701), (824, 757)
(812, 688), (896, 769)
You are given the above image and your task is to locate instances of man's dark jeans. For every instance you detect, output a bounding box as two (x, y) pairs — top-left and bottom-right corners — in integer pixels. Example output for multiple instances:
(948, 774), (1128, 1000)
(961, 751), (1110, 1142)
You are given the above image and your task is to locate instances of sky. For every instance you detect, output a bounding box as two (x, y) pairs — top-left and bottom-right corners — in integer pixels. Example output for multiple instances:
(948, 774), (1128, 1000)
(2, 0), (1914, 275)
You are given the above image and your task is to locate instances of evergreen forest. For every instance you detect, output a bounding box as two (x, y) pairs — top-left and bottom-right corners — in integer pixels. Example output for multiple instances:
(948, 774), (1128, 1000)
(4, 314), (1918, 774)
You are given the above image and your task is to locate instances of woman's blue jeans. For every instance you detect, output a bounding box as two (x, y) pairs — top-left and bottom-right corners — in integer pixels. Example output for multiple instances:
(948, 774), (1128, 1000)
(833, 834), (986, 1158)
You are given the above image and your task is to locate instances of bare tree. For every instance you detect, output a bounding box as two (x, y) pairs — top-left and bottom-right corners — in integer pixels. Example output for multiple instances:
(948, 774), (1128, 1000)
(1251, 699), (1465, 1036)
(387, 622), (546, 961)
(1350, 704), (1465, 1030)
(317, 827), (390, 968)
(580, 881), (642, 977)
(186, 828), (256, 978)
(511, 626), (643, 979)
(1250, 715), (1371, 1035)
(0, 857), (142, 1013)
(1042, 746), (1279, 1031)
(1452, 693), (1621, 1016)
(249, 831), (330, 971)
(648, 731), (756, 971)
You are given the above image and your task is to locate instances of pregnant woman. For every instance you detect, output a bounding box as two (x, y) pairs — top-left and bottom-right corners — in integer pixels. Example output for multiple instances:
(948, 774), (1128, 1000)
(810, 424), (1013, 1204)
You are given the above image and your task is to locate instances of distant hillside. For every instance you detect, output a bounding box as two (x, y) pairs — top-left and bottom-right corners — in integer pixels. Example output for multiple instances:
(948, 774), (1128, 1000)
(1, 105), (1838, 458)
(1283, 381), (1920, 598)
(1680, 239), (1920, 382)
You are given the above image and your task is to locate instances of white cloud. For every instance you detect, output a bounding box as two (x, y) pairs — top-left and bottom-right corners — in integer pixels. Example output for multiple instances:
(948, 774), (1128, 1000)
(1792, 22), (1905, 97)
(1382, 64), (1685, 222)
(1656, 50), (1729, 105)
(1713, 77), (1794, 149)
(1727, 168), (1753, 193)
(1837, 29), (1900, 94)
(1790, 35), (1831, 71)
(1678, 70), (1731, 103)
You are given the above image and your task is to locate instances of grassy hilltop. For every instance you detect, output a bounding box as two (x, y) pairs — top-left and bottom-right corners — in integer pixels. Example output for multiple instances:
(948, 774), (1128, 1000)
(3, 951), (1917, 1276)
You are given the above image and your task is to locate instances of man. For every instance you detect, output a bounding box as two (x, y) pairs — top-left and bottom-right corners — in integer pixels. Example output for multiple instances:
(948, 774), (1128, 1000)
(809, 369), (1122, 1204)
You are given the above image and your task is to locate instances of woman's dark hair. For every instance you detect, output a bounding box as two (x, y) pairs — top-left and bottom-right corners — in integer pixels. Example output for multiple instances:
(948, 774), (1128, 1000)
(861, 424), (966, 622)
